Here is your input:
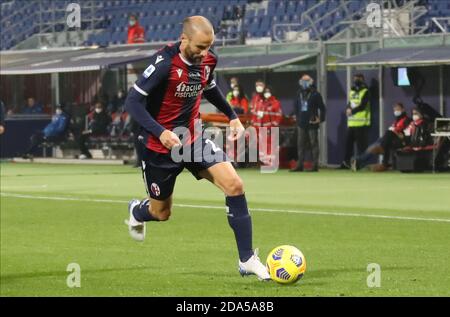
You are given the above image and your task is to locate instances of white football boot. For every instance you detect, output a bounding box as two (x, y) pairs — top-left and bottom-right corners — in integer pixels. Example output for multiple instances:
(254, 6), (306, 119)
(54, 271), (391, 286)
(124, 199), (146, 242)
(238, 248), (271, 281)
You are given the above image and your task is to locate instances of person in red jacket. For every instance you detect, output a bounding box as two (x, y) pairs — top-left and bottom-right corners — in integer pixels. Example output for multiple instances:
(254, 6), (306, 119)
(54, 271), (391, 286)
(251, 86), (282, 128)
(251, 86), (282, 165)
(402, 107), (433, 150)
(250, 79), (265, 116)
(352, 102), (411, 171)
(127, 14), (145, 44)
(229, 84), (248, 114)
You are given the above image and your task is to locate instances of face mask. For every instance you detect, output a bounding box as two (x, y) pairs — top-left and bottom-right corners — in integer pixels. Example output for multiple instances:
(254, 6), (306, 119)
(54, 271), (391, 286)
(118, 92), (123, 99)
(299, 80), (311, 89)
(55, 109), (62, 115)
(412, 114), (421, 122)
(129, 20), (136, 26)
(264, 92), (272, 99)
(95, 108), (102, 114)
(232, 90), (239, 98)
(394, 110), (402, 117)
(256, 85), (264, 93)
(230, 83), (237, 89)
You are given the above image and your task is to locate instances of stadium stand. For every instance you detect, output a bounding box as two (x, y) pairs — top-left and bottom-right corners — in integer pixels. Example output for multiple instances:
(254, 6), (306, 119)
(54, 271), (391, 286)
(1, 0), (449, 50)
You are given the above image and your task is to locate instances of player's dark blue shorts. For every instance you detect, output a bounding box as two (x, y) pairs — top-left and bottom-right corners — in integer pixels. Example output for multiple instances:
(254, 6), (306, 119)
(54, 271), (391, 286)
(140, 137), (229, 200)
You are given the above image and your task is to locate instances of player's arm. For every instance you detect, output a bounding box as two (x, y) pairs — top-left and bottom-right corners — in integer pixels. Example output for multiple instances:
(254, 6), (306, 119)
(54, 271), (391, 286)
(125, 55), (181, 149)
(203, 80), (244, 141)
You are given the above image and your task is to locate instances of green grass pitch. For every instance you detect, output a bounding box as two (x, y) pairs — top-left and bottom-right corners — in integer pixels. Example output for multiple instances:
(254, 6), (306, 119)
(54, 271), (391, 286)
(1, 162), (450, 296)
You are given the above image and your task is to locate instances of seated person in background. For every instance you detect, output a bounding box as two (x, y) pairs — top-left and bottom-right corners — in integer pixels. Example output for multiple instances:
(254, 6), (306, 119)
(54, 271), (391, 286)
(229, 84), (248, 114)
(108, 90), (127, 114)
(22, 104), (69, 159)
(352, 102), (410, 171)
(401, 107), (433, 151)
(79, 102), (111, 159)
(22, 97), (43, 114)
(0, 100), (6, 135)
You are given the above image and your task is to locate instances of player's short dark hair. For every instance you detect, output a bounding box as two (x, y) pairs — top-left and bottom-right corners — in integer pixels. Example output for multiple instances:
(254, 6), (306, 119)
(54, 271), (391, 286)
(353, 73), (365, 80)
(394, 102), (404, 108)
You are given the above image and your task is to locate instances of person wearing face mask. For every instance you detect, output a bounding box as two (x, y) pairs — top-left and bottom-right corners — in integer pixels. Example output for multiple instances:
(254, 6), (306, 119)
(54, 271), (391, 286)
(79, 102), (112, 159)
(22, 104), (70, 159)
(127, 14), (145, 44)
(351, 102), (410, 171)
(251, 86), (282, 128)
(229, 84), (249, 114)
(342, 73), (371, 169)
(250, 86), (282, 166)
(395, 108), (434, 172)
(290, 74), (326, 172)
(226, 77), (240, 103)
(250, 79), (266, 116)
(402, 108), (433, 150)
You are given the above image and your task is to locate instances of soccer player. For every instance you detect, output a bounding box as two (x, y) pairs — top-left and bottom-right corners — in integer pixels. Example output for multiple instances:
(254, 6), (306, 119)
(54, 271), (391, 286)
(124, 16), (269, 281)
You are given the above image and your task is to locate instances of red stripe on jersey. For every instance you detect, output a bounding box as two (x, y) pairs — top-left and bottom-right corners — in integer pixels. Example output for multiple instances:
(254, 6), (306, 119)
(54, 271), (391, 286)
(147, 54), (190, 152)
(146, 51), (217, 154)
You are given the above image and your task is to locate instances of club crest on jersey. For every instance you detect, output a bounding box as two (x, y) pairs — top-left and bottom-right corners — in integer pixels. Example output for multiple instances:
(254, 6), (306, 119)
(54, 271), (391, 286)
(205, 65), (211, 80)
(175, 82), (202, 98)
(176, 68), (183, 78)
(150, 183), (160, 197)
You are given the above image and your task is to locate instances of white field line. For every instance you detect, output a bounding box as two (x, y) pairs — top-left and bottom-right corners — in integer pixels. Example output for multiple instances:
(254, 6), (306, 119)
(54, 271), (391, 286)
(1, 192), (450, 224)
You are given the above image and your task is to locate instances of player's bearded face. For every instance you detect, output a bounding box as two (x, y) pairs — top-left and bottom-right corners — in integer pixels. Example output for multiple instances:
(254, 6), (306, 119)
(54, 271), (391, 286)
(183, 33), (213, 65)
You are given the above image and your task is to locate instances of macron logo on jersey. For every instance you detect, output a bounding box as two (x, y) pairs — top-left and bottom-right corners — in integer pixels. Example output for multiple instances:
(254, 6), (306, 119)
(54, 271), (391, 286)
(155, 55), (164, 64)
(176, 68), (183, 78)
(143, 64), (156, 78)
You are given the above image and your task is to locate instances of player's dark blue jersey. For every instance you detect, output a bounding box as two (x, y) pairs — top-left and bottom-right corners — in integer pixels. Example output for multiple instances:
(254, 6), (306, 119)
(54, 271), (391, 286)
(133, 42), (218, 153)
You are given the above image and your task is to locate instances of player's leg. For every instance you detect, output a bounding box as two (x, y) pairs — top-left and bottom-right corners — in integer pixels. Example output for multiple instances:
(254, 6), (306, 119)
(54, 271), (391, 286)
(126, 157), (180, 241)
(196, 162), (270, 280)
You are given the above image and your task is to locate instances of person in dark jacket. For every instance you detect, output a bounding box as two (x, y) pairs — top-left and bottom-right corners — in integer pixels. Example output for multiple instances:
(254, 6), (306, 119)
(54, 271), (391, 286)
(290, 74), (326, 172)
(352, 102), (411, 171)
(22, 104), (70, 158)
(22, 97), (43, 114)
(0, 100), (5, 135)
(341, 74), (371, 169)
(79, 102), (111, 159)
(108, 89), (127, 114)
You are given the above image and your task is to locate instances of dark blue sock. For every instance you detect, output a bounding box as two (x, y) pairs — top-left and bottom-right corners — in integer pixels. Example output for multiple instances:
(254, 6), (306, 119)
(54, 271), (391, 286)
(132, 199), (159, 222)
(226, 194), (253, 262)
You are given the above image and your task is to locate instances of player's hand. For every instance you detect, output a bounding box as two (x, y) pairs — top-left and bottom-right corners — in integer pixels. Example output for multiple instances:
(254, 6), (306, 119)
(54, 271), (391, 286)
(346, 108), (352, 117)
(228, 118), (245, 141)
(160, 129), (182, 150)
(0, 125), (4, 135)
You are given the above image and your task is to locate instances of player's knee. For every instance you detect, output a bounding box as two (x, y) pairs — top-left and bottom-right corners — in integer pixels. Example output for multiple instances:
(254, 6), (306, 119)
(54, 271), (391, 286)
(224, 177), (244, 196)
